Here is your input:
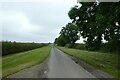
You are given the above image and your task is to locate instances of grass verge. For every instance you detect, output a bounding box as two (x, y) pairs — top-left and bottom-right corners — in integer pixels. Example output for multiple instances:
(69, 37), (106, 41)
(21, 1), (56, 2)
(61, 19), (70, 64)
(0, 57), (2, 78)
(57, 46), (119, 78)
(2, 45), (51, 77)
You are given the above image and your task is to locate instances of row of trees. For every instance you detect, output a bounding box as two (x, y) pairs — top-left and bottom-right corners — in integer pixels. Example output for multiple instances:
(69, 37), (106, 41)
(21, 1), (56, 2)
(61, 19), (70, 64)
(2, 41), (49, 56)
(55, 2), (120, 52)
(54, 23), (79, 47)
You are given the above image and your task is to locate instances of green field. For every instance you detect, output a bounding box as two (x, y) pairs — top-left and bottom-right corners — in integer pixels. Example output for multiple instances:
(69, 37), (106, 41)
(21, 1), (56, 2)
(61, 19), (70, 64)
(2, 45), (51, 77)
(57, 46), (119, 77)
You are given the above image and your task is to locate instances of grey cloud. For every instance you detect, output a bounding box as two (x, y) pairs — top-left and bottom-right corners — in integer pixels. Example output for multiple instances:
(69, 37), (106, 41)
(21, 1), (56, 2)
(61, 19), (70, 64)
(1, 0), (79, 43)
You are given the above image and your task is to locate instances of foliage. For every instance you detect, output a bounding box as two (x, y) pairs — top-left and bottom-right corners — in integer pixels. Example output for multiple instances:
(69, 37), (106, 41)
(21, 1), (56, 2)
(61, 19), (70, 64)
(65, 44), (72, 48)
(74, 43), (86, 50)
(54, 35), (66, 46)
(54, 2), (120, 52)
(2, 41), (49, 56)
(55, 23), (79, 47)
(68, 2), (120, 52)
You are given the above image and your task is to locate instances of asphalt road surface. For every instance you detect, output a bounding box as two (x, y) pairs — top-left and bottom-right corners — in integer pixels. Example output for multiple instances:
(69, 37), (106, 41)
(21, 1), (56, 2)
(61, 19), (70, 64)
(47, 47), (95, 78)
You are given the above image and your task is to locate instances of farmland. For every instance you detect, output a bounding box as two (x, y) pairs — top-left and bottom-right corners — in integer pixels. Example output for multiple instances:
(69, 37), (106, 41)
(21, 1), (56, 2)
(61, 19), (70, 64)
(2, 45), (51, 77)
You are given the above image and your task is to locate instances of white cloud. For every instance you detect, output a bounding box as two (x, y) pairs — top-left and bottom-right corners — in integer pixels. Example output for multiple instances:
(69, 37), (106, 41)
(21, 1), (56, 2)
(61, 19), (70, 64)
(0, 0), (77, 4)
(2, 11), (41, 32)
(1, 11), (44, 41)
(0, 0), (83, 43)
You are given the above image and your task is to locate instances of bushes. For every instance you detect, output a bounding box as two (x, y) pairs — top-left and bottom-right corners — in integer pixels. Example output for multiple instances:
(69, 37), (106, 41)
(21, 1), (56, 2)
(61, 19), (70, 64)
(62, 41), (120, 53)
(100, 41), (120, 53)
(65, 44), (72, 48)
(2, 41), (49, 56)
(64, 43), (86, 50)
(74, 43), (86, 50)
(72, 43), (120, 53)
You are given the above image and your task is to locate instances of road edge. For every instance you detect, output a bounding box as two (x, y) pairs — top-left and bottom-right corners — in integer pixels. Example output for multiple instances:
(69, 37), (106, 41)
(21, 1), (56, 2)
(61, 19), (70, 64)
(56, 47), (118, 79)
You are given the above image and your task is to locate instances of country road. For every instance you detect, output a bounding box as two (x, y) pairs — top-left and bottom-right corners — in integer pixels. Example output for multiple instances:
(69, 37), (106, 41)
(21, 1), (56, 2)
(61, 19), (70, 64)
(47, 47), (95, 78)
(8, 47), (96, 78)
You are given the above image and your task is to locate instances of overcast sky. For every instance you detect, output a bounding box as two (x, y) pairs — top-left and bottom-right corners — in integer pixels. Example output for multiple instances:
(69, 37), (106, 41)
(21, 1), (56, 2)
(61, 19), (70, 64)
(0, 0), (83, 43)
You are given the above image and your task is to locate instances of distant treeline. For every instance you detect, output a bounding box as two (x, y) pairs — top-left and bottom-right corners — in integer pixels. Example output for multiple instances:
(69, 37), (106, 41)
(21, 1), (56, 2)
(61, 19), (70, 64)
(2, 41), (49, 56)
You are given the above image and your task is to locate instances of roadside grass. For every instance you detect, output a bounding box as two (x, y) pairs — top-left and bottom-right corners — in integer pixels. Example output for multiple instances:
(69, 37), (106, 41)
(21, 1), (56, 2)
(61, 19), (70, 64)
(2, 45), (51, 77)
(0, 57), (2, 78)
(57, 46), (119, 78)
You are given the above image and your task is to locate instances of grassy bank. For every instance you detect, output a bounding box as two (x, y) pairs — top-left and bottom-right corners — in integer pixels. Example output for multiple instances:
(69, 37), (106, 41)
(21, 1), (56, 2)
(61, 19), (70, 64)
(2, 45), (51, 77)
(57, 46), (119, 77)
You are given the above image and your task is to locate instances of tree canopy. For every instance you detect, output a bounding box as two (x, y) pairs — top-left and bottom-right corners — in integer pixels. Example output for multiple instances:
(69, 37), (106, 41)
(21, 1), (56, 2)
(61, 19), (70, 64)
(55, 2), (120, 52)
(55, 23), (79, 47)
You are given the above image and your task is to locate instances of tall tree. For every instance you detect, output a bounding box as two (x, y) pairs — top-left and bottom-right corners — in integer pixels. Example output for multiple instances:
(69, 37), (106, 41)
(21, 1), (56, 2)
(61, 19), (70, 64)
(60, 23), (79, 45)
(55, 23), (79, 47)
(68, 2), (120, 51)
